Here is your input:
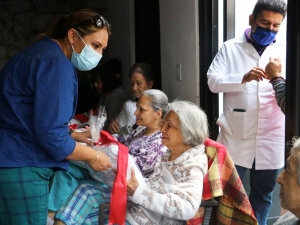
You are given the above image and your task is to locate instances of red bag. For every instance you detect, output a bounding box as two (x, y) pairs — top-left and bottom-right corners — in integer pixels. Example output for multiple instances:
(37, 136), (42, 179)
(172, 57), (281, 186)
(99, 130), (129, 225)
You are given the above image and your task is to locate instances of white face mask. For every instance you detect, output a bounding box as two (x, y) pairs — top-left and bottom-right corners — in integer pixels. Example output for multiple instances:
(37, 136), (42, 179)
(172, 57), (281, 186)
(71, 30), (102, 71)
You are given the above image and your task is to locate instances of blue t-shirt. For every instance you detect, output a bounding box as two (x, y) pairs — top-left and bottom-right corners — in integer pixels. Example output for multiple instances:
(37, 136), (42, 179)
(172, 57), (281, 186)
(0, 37), (77, 170)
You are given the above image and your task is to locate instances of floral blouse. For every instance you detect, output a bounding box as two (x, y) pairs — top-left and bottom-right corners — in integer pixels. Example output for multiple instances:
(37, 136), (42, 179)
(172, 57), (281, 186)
(117, 126), (167, 178)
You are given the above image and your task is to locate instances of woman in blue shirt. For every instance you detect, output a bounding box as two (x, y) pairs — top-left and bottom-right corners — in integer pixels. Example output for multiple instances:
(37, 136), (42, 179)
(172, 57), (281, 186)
(0, 8), (112, 225)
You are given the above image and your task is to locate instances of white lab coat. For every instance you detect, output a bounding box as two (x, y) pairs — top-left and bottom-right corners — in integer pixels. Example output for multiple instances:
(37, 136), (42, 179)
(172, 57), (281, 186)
(207, 33), (285, 170)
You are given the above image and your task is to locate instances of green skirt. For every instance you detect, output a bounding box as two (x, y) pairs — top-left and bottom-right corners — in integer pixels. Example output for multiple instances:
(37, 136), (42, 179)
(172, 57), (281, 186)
(0, 166), (53, 225)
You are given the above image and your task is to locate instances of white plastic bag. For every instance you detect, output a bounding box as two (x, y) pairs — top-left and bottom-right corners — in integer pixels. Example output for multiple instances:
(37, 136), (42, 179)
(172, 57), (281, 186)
(71, 144), (145, 188)
(71, 105), (145, 188)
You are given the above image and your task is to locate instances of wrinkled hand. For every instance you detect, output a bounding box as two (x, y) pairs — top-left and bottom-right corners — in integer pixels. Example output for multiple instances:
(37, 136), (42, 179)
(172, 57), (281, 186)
(71, 131), (93, 146)
(265, 57), (282, 80)
(88, 151), (113, 172)
(242, 67), (266, 83)
(108, 120), (120, 134)
(127, 167), (139, 196)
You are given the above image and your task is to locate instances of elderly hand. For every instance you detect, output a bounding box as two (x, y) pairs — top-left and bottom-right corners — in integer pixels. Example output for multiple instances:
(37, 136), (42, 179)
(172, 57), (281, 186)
(71, 131), (93, 146)
(127, 167), (139, 196)
(88, 151), (113, 172)
(108, 120), (120, 134)
(242, 67), (266, 83)
(265, 57), (282, 80)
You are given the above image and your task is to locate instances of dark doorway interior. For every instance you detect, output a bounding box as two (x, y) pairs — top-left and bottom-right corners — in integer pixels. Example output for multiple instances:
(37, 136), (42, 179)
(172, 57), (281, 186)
(134, 0), (161, 90)
(199, 0), (219, 140)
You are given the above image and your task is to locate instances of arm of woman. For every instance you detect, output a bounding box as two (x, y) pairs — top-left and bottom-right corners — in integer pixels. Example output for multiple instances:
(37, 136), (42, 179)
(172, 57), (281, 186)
(108, 119), (120, 134)
(70, 130), (93, 146)
(33, 60), (111, 171)
(265, 57), (286, 114)
(270, 78), (285, 114)
(66, 142), (112, 172)
(129, 157), (206, 220)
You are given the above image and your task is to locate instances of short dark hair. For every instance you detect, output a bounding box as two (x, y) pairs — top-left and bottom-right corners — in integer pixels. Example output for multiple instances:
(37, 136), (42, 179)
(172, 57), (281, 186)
(252, 0), (287, 20)
(129, 63), (155, 84)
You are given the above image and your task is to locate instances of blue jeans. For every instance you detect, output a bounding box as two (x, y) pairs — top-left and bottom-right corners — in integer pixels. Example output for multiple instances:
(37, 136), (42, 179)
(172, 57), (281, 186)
(235, 162), (279, 225)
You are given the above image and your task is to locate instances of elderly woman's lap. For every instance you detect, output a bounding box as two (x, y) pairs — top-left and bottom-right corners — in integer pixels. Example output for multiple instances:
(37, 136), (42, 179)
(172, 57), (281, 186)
(55, 184), (131, 225)
(55, 184), (109, 225)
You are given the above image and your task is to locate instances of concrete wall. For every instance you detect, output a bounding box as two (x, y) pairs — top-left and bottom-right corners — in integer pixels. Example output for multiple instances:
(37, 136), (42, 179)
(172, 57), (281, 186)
(106, 0), (135, 97)
(159, 0), (199, 104)
(0, 0), (135, 97)
(0, 0), (107, 69)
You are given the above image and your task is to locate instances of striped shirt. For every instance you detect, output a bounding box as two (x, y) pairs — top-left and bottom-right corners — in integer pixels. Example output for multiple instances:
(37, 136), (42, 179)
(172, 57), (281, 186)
(271, 78), (285, 114)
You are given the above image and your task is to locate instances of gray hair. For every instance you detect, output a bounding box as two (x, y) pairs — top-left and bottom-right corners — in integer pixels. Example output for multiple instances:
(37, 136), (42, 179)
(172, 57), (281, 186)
(252, 0), (287, 20)
(290, 137), (300, 185)
(140, 89), (169, 117)
(167, 100), (209, 146)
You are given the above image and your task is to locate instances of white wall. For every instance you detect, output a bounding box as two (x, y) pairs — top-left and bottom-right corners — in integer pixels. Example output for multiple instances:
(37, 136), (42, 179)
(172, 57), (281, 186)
(235, 0), (287, 43)
(159, 0), (199, 104)
(106, 0), (135, 97)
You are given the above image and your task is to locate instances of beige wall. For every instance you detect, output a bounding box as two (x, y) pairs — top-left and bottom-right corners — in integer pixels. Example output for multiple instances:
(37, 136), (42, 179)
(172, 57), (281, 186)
(107, 0), (135, 97)
(159, 0), (199, 104)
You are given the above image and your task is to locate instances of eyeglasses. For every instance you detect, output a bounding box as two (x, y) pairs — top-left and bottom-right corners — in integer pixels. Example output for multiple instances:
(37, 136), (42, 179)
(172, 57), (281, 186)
(74, 15), (109, 28)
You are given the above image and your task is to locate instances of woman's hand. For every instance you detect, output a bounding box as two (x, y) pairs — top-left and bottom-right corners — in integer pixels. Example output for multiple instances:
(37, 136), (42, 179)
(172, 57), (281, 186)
(108, 120), (120, 134)
(127, 167), (139, 196)
(71, 131), (93, 146)
(88, 151), (113, 172)
(265, 57), (282, 80)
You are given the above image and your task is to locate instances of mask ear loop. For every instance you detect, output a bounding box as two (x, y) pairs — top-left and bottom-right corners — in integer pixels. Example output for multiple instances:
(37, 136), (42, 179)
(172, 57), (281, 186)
(73, 29), (87, 45)
(70, 29), (86, 55)
(71, 44), (76, 53)
(72, 29), (103, 58)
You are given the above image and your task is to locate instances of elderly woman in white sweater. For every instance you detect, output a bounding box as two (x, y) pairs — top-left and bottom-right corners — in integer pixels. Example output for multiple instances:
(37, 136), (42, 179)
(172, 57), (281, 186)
(54, 100), (208, 225)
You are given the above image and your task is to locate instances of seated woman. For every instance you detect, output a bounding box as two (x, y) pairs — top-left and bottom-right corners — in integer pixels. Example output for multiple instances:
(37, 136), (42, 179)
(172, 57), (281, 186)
(54, 100), (209, 225)
(47, 89), (168, 223)
(108, 62), (154, 135)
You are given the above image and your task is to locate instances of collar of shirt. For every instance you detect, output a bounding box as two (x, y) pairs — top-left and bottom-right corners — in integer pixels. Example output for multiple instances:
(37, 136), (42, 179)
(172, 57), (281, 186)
(244, 28), (276, 56)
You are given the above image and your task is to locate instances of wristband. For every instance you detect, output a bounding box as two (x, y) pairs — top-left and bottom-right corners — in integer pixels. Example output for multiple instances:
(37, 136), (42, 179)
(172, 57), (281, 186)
(270, 76), (285, 83)
(68, 129), (74, 135)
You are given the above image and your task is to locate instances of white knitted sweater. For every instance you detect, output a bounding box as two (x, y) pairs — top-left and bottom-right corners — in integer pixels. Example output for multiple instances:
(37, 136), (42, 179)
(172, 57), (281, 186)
(126, 144), (208, 225)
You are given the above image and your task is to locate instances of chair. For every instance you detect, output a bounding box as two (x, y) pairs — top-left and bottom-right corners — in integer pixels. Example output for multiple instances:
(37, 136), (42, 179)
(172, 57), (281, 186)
(99, 138), (258, 225)
(186, 199), (218, 225)
(187, 138), (257, 225)
(98, 200), (217, 225)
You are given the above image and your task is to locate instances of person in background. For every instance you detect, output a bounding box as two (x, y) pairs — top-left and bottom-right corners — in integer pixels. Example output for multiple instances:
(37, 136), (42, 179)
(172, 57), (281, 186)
(274, 137), (300, 225)
(0, 9), (112, 225)
(54, 100), (209, 225)
(91, 58), (129, 130)
(265, 57), (285, 113)
(207, 0), (287, 224)
(108, 62), (154, 135)
(47, 89), (168, 225)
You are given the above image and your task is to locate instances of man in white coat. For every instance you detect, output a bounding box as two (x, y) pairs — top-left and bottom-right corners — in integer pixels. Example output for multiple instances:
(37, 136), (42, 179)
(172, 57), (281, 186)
(207, 0), (287, 224)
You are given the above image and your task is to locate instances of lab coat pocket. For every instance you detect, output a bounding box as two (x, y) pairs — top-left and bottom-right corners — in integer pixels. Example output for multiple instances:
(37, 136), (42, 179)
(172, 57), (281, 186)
(216, 113), (233, 137)
(216, 111), (248, 139)
(227, 110), (248, 139)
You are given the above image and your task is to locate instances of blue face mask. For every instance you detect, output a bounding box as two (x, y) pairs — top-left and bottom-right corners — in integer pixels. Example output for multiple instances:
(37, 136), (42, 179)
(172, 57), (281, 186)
(251, 25), (278, 46)
(71, 31), (103, 71)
